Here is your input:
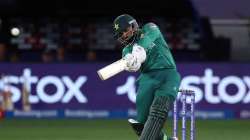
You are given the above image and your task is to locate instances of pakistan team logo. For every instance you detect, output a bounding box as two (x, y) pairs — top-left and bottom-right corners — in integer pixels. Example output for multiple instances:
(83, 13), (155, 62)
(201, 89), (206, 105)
(114, 23), (119, 30)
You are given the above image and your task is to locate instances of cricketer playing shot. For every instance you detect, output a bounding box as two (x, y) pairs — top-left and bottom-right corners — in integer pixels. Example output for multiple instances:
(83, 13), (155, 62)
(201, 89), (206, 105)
(113, 14), (181, 140)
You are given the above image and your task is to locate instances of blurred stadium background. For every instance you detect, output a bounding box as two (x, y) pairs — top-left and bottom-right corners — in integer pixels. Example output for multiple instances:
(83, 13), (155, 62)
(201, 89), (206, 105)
(0, 0), (250, 140)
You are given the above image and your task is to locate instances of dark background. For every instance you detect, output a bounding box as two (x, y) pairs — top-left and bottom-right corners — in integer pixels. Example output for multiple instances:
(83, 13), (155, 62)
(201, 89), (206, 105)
(0, 0), (247, 63)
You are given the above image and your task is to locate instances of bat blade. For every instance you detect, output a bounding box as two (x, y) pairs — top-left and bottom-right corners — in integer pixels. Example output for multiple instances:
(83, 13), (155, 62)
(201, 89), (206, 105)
(97, 59), (127, 80)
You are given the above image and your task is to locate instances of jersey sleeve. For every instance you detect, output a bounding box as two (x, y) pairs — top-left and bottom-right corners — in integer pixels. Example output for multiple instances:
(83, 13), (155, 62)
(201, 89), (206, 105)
(137, 23), (161, 51)
(122, 46), (132, 57)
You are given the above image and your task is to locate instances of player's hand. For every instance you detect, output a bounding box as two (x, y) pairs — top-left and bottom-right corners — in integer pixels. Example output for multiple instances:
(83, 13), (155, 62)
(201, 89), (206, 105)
(123, 53), (141, 72)
(124, 53), (136, 67)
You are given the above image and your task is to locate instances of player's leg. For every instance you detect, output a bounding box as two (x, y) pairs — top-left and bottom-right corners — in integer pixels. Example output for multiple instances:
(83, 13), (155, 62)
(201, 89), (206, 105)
(128, 118), (144, 136)
(139, 95), (174, 140)
(128, 119), (171, 139)
(136, 84), (155, 123)
(129, 79), (155, 136)
(139, 70), (180, 140)
(158, 71), (180, 140)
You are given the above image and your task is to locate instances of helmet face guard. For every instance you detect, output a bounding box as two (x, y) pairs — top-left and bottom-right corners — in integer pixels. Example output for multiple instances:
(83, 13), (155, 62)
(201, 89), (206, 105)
(117, 34), (135, 46)
(116, 23), (138, 46)
(113, 15), (139, 46)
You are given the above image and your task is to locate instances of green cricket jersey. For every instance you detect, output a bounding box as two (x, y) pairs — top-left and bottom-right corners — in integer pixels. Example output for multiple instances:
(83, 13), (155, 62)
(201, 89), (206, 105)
(121, 22), (180, 123)
(122, 23), (176, 73)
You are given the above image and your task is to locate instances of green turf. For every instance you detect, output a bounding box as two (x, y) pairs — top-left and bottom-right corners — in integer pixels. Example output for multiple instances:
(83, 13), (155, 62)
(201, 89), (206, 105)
(0, 119), (250, 140)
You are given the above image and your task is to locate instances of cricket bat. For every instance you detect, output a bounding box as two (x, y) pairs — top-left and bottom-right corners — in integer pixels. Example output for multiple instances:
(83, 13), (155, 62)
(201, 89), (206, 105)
(97, 59), (127, 80)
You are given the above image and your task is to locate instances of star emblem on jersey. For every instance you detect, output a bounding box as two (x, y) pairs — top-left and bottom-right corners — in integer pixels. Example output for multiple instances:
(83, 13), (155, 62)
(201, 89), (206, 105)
(114, 23), (119, 30)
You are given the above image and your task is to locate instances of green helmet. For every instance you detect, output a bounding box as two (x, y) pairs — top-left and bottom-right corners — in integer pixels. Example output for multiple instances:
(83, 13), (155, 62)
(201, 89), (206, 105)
(113, 14), (139, 46)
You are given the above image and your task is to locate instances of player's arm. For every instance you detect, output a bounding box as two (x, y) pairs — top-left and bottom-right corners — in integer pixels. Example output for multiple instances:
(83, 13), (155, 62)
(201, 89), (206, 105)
(137, 22), (161, 50)
(122, 23), (160, 72)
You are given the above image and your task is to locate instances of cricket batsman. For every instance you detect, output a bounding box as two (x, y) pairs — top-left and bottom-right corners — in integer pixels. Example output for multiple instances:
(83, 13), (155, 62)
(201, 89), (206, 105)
(113, 14), (180, 140)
